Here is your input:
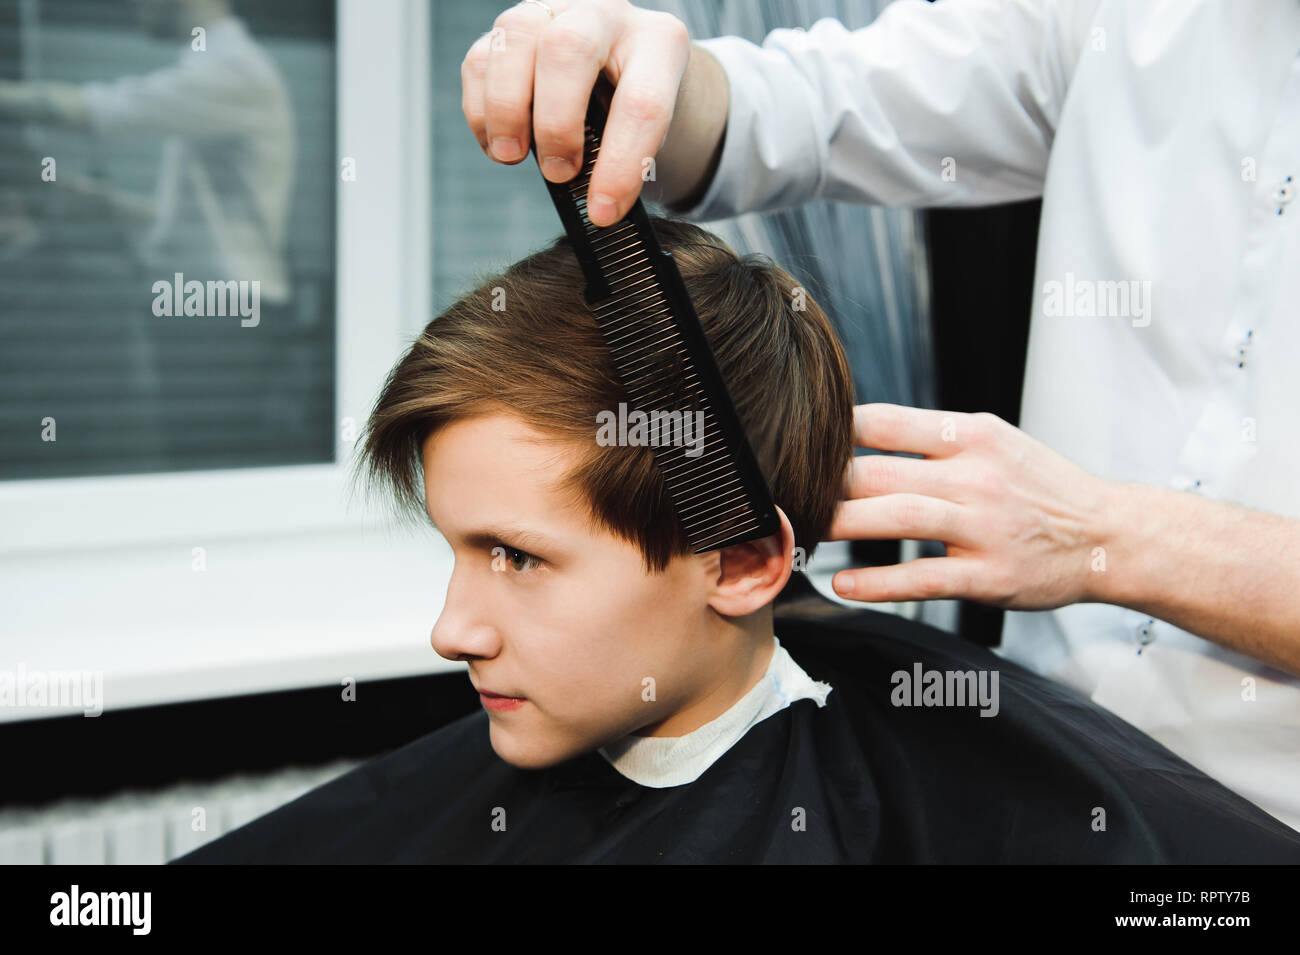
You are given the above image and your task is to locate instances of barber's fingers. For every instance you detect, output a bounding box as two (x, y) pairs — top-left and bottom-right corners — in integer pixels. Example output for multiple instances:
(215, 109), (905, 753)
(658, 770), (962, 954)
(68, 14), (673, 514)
(851, 403), (994, 458)
(841, 452), (964, 504)
(463, 1), (691, 227)
(463, 31), (498, 156)
(585, 13), (691, 225)
(529, 3), (619, 181)
(825, 494), (979, 549)
(462, 2), (569, 160)
(832, 556), (983, 603)
(465, 1), (563, 164)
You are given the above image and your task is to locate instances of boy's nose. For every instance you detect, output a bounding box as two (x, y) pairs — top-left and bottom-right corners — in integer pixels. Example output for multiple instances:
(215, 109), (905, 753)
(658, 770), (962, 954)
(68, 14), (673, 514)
(430, 613), (502, 662)
(430, 574), (501, 662)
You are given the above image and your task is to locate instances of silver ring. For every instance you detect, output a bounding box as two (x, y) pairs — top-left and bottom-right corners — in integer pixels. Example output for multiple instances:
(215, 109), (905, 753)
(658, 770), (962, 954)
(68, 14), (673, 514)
(519, 0), (555, 18)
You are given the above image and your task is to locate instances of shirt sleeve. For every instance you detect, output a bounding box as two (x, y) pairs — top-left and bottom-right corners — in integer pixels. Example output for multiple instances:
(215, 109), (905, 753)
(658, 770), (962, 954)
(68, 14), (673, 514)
(668, 0), (1103, 220)
(80, 47), (283, 140)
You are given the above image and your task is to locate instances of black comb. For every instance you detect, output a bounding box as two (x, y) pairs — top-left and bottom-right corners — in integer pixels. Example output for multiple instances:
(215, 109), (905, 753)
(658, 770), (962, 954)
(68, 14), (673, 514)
(528, 75), (779, 553)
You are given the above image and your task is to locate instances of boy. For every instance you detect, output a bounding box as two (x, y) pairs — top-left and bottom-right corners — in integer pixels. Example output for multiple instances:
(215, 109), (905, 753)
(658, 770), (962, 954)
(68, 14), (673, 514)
(176, 218), (1300, 863)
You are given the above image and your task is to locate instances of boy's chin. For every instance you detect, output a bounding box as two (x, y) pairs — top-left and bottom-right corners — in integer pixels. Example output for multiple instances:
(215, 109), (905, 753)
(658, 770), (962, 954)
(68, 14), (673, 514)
(487, 724), (592, 771)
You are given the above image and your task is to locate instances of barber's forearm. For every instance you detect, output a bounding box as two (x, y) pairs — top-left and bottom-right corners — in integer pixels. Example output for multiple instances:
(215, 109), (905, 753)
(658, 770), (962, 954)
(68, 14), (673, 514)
(1090, 481), (1300, 676)
(655, 43), (728, 209)
(0, 80), (88, 126)
(59, 172), (156, 223)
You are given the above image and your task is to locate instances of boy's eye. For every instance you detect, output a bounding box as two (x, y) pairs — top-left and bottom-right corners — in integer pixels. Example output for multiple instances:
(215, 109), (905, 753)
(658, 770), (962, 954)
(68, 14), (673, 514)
(498, 544), (541, 573)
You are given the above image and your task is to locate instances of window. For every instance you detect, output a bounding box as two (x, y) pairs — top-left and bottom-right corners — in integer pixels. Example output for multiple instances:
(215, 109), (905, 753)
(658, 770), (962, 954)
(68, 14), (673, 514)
(0, 0), (337, 481)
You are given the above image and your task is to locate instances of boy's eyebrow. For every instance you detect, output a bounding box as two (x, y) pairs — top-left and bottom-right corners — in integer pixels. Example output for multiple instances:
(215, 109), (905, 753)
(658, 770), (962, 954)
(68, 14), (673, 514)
(437, 519), (563, 553)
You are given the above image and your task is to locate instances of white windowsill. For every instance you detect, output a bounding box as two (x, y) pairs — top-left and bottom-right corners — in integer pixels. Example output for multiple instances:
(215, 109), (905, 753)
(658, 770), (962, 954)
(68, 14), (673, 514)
(0, 524), (463, 724)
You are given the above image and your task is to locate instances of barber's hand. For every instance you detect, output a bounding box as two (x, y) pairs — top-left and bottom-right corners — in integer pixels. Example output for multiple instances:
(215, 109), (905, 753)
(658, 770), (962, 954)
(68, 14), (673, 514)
(827, 404), (1114, 610)
(462, 0), (690, 226)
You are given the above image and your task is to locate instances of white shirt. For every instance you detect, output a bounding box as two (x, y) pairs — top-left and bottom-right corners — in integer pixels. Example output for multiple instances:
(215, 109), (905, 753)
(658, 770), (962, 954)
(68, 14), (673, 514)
(81, 16), (294, 302)
(677, 0), (1300, 831)
(597, 635), (833, 788)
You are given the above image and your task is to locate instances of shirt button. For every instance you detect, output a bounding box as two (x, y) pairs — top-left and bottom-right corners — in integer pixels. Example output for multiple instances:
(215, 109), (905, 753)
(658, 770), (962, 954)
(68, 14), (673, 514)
(1275, 177), (1293, 214)
(1136, 618), (1156, 653)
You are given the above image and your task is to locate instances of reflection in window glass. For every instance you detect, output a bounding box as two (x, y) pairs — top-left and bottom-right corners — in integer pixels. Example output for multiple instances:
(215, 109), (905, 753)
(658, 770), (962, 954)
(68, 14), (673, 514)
(0, 0), (336, 480)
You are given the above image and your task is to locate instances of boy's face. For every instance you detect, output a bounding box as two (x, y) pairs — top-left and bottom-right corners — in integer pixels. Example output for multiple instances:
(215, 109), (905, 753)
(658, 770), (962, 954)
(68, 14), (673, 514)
(423, 411), (735, 770)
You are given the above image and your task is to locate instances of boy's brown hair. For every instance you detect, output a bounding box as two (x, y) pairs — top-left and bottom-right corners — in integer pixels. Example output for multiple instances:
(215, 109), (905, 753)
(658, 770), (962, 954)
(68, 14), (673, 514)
(356, 216), (854, 574)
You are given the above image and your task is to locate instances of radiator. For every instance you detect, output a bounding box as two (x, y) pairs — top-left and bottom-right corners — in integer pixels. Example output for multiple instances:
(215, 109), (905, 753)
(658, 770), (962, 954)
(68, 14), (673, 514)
(0, 758), (360, 864)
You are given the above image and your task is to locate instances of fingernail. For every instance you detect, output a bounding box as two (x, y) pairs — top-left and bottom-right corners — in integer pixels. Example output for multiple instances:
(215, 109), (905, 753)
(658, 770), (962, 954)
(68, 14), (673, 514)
(835, 574), (855, 596)
(589, 192), (617, 222)
(491, 136), (520, 161)
(542, 156), (576, 181)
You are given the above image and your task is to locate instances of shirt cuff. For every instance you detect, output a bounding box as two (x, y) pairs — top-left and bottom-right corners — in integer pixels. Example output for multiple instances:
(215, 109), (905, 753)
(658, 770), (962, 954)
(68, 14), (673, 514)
(666, 32), (827, 222)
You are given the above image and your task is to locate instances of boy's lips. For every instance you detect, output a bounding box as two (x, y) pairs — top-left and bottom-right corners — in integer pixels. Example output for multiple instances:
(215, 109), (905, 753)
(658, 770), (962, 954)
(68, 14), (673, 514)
(471, 678), (525, 700)
(480, 694), (525, 711)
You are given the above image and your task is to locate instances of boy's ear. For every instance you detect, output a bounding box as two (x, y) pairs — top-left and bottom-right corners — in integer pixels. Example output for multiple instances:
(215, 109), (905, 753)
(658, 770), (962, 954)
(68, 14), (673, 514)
(705, 506), (797, 618)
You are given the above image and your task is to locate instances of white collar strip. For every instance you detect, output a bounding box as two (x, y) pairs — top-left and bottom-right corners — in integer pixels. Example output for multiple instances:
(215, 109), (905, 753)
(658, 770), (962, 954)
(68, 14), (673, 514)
(597, 635), (833, 789)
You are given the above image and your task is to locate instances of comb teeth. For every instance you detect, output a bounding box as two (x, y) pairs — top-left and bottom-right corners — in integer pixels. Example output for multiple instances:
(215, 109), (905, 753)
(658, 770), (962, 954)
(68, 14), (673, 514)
(534, 80), (779, 553)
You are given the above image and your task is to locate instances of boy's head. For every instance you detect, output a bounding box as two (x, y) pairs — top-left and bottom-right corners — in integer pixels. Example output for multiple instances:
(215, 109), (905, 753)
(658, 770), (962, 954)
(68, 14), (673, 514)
(357, 216), (853, 769)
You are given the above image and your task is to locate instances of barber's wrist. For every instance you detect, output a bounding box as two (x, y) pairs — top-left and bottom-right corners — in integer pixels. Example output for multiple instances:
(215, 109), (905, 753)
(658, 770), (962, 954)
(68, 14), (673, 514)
(658, 42), (728, 208)
(1083, 479), (1164, 610)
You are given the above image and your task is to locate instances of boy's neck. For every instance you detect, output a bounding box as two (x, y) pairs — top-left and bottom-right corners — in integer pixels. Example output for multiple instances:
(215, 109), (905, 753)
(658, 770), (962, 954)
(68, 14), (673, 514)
(630, 621), (777, 739)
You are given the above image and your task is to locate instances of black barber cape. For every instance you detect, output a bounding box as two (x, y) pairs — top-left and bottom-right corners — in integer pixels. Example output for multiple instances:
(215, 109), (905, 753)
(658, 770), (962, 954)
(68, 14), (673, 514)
(174, 587), (1300, 863)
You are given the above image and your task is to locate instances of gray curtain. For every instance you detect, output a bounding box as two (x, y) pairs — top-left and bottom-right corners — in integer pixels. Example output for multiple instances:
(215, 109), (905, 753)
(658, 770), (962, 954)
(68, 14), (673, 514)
(651, 0), (936, 412)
